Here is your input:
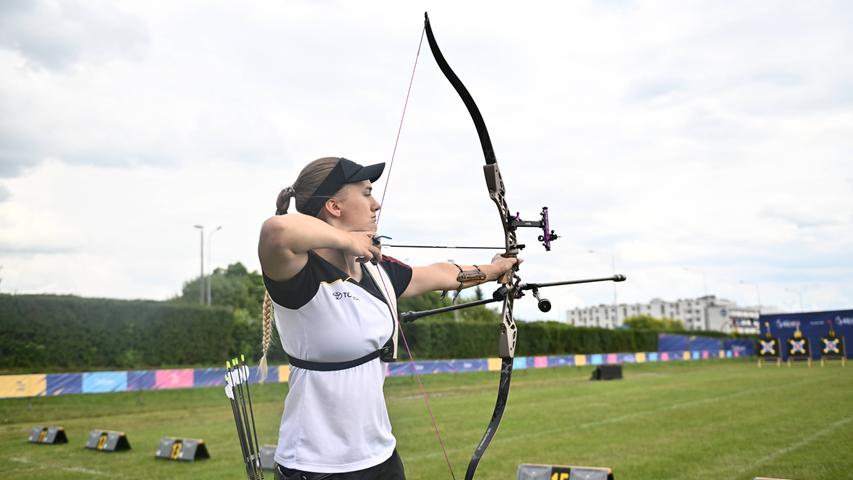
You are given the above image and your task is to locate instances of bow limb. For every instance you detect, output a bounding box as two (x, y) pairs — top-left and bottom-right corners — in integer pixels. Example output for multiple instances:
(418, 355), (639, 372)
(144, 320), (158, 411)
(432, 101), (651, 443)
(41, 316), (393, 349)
(424, 12), (517, 480)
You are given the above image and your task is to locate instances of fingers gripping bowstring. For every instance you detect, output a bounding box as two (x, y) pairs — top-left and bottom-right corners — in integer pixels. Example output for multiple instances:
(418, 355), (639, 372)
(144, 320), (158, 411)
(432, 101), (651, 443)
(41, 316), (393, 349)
(373, 25), (458, 480)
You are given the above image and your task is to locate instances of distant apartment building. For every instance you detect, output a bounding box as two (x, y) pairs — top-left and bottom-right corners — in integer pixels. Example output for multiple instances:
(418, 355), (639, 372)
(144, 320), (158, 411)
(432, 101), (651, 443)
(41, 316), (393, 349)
(565, 295), (761, 333)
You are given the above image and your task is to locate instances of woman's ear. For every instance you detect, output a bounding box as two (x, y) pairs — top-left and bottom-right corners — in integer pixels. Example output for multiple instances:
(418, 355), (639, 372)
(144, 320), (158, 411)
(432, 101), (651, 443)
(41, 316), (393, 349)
(322, 197), (342, 219)
(322, 184), (354, 220)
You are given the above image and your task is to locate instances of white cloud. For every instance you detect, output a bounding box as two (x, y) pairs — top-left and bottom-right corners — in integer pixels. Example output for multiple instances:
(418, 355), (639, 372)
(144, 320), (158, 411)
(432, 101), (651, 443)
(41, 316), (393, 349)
(0, 0), (148, 71)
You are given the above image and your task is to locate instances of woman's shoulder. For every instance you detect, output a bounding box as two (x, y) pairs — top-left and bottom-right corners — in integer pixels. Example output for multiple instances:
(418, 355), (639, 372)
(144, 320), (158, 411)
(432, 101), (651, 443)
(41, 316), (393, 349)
(265, 251), (353, 288)
(263, 252), (334, 309)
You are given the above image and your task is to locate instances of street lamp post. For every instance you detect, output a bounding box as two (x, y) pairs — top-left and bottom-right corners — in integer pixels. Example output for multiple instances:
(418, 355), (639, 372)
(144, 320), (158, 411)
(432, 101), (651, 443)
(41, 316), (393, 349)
(207, 226), (222, 305)
(193, 225), (204, 304)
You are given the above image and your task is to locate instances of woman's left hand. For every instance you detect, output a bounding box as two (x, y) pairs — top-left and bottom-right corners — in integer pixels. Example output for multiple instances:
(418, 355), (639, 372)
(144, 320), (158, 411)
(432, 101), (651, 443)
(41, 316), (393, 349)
(490, 254), (522, 284)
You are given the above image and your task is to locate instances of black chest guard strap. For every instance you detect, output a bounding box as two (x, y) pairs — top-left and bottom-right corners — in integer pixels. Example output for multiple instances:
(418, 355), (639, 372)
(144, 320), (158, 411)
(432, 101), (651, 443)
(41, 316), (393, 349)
(286, 341), (395, 372)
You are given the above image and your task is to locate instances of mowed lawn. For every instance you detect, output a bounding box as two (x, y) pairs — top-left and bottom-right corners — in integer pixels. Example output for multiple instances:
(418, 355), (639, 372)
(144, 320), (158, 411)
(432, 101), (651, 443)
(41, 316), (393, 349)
(1, 359), (851, 479)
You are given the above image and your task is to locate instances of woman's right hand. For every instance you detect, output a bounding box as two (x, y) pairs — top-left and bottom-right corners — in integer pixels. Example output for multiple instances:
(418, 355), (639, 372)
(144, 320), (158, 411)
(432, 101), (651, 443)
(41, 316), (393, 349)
(347, 230), (382, 264)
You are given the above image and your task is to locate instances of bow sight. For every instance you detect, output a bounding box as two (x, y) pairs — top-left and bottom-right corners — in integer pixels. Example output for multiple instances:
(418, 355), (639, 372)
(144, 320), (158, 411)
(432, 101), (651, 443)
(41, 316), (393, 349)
(376, 207), (557, 252)
(509, 207), (559, 251)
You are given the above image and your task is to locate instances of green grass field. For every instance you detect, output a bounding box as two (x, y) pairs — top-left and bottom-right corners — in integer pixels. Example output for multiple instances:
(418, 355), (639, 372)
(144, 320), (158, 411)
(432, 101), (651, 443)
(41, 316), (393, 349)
(2, 359), (851, 479)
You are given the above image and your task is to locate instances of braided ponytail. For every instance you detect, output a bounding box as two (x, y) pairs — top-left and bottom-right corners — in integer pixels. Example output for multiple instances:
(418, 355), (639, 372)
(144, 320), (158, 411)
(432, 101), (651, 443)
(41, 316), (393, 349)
(258, 291), (274, 383)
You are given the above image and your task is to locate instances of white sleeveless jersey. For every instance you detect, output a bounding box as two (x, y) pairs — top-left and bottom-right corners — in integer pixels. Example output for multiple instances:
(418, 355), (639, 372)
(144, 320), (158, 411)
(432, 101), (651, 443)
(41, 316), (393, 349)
(263, 252), (410, 473)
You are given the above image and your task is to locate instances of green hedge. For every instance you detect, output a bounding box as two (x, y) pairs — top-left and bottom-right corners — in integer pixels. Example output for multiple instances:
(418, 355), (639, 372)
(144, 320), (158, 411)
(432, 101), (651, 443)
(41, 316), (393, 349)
(2, 294), (705, 371)
(397, 320), (658, 360)
(0, 294), (236, 371)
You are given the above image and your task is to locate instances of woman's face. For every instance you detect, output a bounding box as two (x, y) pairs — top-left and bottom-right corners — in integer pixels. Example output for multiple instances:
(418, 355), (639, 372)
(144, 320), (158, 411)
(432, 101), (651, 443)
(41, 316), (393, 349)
(331, 180), (381, 230)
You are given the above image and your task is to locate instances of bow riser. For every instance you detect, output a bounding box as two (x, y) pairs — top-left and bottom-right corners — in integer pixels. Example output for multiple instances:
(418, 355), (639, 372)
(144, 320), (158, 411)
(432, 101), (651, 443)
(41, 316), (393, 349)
(485, 163), (519, 359)
(484, 164), (516, 249)
(498, 297), (518, 359)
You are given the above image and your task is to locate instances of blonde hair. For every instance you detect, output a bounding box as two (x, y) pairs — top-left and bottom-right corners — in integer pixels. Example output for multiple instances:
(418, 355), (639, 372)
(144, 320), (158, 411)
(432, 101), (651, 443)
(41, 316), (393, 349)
(259, 157), (340, 382)
(258, 291), (274, 382)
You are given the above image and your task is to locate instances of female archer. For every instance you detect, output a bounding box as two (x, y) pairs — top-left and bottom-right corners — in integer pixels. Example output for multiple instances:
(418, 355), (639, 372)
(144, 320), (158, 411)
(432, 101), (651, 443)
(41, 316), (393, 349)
(256, 156), (518, 480)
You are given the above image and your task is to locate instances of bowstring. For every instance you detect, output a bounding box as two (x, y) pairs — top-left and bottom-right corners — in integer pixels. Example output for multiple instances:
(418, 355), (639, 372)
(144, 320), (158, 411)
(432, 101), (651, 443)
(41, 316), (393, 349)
(373, 24), (458, 480)
(376, 26), (424, 225)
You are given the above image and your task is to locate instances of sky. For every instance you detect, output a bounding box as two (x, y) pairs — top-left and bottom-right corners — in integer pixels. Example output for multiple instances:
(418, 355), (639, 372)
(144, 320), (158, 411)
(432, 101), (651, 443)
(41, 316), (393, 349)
(1, 0), (851, 321)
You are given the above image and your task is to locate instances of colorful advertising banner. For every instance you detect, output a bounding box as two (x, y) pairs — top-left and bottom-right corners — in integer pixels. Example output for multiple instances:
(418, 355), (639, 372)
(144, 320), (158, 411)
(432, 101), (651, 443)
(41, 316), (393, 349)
(2, 347), (744, 399)
(82, 372), (127, 394)
(46, 373), (82, 396)
(155, 369), (194, 390)
(0, 374), (46, 398)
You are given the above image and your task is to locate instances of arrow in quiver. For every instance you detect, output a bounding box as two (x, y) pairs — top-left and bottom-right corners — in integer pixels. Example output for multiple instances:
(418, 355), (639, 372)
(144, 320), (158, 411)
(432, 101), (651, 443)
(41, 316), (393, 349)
(225, 355), (264, 479)
(786, 323), (811, 367)
(28, 425), (68, 444)
(819, 320), (846, 367)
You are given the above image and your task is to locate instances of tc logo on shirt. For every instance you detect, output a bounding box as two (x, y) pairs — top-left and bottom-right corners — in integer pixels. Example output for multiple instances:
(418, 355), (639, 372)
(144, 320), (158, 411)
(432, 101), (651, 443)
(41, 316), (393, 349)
(333, 291), (358, 301)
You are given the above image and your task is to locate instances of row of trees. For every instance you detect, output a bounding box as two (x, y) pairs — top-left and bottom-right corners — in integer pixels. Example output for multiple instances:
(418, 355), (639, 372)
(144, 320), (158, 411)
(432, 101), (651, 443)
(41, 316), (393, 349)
(623, 314), (687, 332)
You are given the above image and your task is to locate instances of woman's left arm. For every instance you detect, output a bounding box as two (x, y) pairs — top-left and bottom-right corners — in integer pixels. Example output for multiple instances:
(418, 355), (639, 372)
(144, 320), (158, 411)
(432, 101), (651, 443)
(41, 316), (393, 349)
(402, 255), (520, 298)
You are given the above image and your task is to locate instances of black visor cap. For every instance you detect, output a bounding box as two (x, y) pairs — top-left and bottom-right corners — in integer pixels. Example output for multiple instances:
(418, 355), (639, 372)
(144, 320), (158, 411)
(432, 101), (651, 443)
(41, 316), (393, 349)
(300, 157), (385, 216)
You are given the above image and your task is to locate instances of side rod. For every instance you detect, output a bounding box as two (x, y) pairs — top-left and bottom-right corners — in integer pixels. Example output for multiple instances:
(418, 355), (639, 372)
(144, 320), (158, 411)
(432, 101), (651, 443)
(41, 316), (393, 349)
(521, 274), (626, 290)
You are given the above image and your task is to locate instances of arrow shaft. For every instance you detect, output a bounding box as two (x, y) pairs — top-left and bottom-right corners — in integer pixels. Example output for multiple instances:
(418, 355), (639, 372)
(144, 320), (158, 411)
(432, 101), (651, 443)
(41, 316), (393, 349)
(382, 243), (506, 250)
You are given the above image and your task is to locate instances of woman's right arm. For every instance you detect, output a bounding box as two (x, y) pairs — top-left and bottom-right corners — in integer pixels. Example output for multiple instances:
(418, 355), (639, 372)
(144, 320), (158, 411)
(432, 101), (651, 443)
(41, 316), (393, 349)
(257, 214), (379, 281)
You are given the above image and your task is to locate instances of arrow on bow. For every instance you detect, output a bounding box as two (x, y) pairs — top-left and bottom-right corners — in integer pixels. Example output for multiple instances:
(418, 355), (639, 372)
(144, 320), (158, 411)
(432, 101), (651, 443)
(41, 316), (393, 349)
(374, 12), (627, 480)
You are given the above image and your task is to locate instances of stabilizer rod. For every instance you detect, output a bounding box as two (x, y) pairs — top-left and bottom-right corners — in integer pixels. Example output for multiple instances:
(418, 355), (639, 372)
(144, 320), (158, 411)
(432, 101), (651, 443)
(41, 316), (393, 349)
(399, 274), (626, 322)
(521, 274), (626, 290)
